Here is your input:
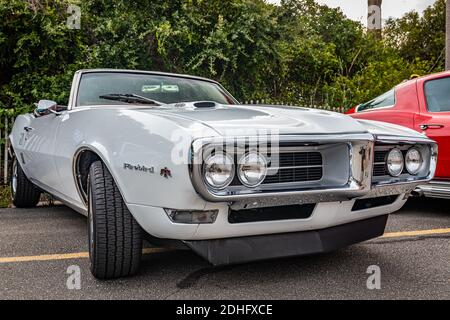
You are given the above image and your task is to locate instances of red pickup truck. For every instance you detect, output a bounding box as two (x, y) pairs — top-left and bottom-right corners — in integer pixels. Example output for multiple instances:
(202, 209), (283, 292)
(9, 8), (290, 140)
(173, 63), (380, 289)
(347, 71), (450, 199)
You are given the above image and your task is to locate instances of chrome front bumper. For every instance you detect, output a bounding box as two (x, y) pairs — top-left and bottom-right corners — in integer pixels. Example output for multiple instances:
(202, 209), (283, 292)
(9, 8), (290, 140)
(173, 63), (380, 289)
(415, 180), (450, 199)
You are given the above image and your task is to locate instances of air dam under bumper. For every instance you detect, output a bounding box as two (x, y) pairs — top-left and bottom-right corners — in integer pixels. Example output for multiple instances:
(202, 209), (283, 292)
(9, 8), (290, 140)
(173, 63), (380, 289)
(184, 215), (388, 266)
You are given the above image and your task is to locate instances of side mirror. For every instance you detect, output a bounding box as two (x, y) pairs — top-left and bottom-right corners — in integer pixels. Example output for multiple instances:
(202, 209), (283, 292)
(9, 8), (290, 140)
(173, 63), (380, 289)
(34, 100), (65, 117)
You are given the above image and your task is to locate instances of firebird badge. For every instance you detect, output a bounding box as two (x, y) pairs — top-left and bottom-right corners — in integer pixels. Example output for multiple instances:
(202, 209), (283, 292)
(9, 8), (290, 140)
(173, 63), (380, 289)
(160, 167), (172, 178)
(123, 163), (154, 173)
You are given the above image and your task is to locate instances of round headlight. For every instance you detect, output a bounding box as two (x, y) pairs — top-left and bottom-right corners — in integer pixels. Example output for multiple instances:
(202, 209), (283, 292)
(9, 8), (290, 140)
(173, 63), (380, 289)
(203, 153), (235, 190)
(386, 148), (404, 177)
(405, 148), (423, 175)
(237, 152), (267, 187)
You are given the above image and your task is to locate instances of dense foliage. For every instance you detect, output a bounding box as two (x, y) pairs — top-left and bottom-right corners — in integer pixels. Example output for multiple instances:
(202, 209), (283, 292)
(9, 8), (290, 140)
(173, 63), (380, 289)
(0, 0), (446, 117)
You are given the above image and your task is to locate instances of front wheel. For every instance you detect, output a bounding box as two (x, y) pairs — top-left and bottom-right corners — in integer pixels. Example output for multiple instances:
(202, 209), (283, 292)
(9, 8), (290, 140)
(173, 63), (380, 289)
(87, 160), (143, 279)
(10, 156), (41, 208)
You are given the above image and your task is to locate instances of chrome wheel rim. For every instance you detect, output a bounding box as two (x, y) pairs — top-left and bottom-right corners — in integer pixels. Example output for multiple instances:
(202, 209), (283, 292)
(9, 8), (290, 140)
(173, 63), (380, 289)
(11, 159), (18, 196)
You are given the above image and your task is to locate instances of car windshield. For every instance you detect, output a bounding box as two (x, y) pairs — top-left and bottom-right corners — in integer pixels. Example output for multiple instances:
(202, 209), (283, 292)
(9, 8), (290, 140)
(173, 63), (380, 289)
(358, 89), (395, 112)
(76, 72), (237, 106)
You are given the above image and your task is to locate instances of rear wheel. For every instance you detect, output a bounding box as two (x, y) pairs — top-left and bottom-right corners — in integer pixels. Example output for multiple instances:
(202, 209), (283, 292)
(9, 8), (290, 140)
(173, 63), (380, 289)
(87, 160), (143, 279)
(10, 156), (41, 208)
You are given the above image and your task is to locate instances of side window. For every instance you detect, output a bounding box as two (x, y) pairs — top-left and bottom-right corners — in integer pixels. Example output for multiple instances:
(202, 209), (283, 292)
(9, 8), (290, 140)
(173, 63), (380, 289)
(358, 89), (396, 112)
(424, 77), (450, 112)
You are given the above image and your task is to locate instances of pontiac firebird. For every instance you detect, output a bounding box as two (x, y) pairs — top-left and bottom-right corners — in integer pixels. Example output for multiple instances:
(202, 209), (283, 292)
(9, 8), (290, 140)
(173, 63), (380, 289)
(9, 69), (437, 279)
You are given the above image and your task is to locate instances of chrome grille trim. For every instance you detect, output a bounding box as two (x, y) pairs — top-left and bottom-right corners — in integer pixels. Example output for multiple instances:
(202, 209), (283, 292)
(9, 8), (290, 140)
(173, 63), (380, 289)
(189, 134), (376, 203)
(188, 134), (436, 209)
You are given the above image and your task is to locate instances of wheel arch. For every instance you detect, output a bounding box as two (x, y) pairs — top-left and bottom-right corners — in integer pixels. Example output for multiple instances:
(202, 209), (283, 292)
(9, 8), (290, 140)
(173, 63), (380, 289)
(73, 145), (126, 207)
(73, 145), (153, 240)
(73, 147), (101, 205)
(73, 145), (135, 209)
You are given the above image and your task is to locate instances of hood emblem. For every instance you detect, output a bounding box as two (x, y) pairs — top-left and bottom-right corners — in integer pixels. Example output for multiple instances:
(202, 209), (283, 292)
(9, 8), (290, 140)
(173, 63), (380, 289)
(160, 167), (172, 178)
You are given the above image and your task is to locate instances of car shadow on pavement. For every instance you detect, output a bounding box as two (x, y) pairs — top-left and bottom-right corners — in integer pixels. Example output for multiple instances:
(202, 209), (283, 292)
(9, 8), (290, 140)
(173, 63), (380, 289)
(402, 197), (450, 216)
(137, 244), (410, 295)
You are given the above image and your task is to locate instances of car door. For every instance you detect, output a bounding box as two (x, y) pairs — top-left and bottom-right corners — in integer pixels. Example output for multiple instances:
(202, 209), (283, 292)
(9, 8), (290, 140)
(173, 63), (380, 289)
(415, 75), (450, 179)
(21, 111), (63, 191)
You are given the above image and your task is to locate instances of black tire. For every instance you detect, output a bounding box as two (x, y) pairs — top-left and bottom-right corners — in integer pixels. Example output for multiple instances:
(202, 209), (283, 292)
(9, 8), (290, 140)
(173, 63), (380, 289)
(88, 160), (143, 279)
(11, 156), (41, 208)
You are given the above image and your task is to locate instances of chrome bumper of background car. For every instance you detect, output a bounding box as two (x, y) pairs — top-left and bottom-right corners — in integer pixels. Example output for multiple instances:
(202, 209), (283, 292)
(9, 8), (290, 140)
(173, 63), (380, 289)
(189, 134), (437, 209)
(415, 180), (450, 199)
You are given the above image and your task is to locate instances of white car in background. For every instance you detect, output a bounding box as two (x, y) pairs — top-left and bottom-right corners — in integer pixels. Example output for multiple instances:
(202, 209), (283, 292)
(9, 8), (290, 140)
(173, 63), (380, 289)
(9, 69), (437, 279)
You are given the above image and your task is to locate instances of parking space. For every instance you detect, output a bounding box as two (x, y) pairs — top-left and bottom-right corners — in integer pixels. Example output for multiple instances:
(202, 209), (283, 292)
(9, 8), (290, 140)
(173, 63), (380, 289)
(0, 198), (449, 300)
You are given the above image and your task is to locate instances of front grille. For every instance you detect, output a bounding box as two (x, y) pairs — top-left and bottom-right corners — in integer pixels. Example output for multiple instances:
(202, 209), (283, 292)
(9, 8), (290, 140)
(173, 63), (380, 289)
(228, 203), (316, 223)
(229, 151), (324, 186)
(374, 150), (387, 163)
(263, 152), (323, 184)
(277, 152), (322, 167)
(263, 167), (323, 184)
(373, 149), (389, 177)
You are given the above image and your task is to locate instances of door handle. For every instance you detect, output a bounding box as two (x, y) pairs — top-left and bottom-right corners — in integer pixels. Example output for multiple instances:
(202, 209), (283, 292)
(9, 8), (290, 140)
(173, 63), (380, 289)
(420, 124), (444, 130)
(24, 126), (34, 132)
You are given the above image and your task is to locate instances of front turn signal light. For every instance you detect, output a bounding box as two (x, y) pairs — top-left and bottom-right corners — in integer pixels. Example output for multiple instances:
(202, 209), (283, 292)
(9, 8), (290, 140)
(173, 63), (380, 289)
(164, 209), (219, 224)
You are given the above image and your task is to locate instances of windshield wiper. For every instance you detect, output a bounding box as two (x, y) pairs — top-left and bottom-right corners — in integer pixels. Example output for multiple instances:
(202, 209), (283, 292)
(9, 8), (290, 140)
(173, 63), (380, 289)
(99, 93), (162, 105)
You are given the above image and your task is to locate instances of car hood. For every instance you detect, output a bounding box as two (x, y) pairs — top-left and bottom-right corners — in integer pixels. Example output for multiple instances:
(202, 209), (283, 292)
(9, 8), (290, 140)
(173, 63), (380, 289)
(355, 119), (427, 139)
(145, 103), (369, 136)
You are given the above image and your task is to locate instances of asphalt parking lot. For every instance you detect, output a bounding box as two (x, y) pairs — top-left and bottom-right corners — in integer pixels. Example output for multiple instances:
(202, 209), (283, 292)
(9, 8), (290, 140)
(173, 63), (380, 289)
(0, 198), (449, 300)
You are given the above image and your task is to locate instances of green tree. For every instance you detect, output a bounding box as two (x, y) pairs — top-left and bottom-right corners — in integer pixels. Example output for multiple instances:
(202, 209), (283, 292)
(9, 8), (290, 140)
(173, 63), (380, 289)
(384, 0), (446, 72)
(0, 0), (86, 114)
(0, 0), (447, 115)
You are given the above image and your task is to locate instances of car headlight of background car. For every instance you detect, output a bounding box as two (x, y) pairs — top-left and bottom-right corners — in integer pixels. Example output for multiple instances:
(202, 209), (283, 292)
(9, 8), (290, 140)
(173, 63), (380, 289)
(203, 153), (235, 190)
(237, 152), (268, 187)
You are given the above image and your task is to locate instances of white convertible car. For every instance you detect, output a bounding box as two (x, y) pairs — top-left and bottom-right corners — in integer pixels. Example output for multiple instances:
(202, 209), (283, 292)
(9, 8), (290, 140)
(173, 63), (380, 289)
(9, 69), (437, 279)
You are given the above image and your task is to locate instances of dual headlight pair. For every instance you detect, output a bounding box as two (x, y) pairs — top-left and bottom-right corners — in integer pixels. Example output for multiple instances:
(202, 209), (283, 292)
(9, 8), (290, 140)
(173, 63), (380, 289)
(203, 152), (267, 190)
(386, 147), (423, 177)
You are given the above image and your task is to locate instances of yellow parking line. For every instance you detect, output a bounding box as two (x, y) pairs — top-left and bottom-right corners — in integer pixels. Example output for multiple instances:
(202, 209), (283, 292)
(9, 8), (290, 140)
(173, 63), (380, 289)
(381, 228), (450, 239)
(142, 247), (170, 254)
(0, 229), (449, 264)
(0, 248), (168, 264)
(0, 252), (89, 264)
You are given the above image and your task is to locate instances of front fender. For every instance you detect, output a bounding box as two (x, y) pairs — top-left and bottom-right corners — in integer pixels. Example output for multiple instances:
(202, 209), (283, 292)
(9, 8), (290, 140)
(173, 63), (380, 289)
(9, 114), (34, 176)
(55, 107), (210, 211)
